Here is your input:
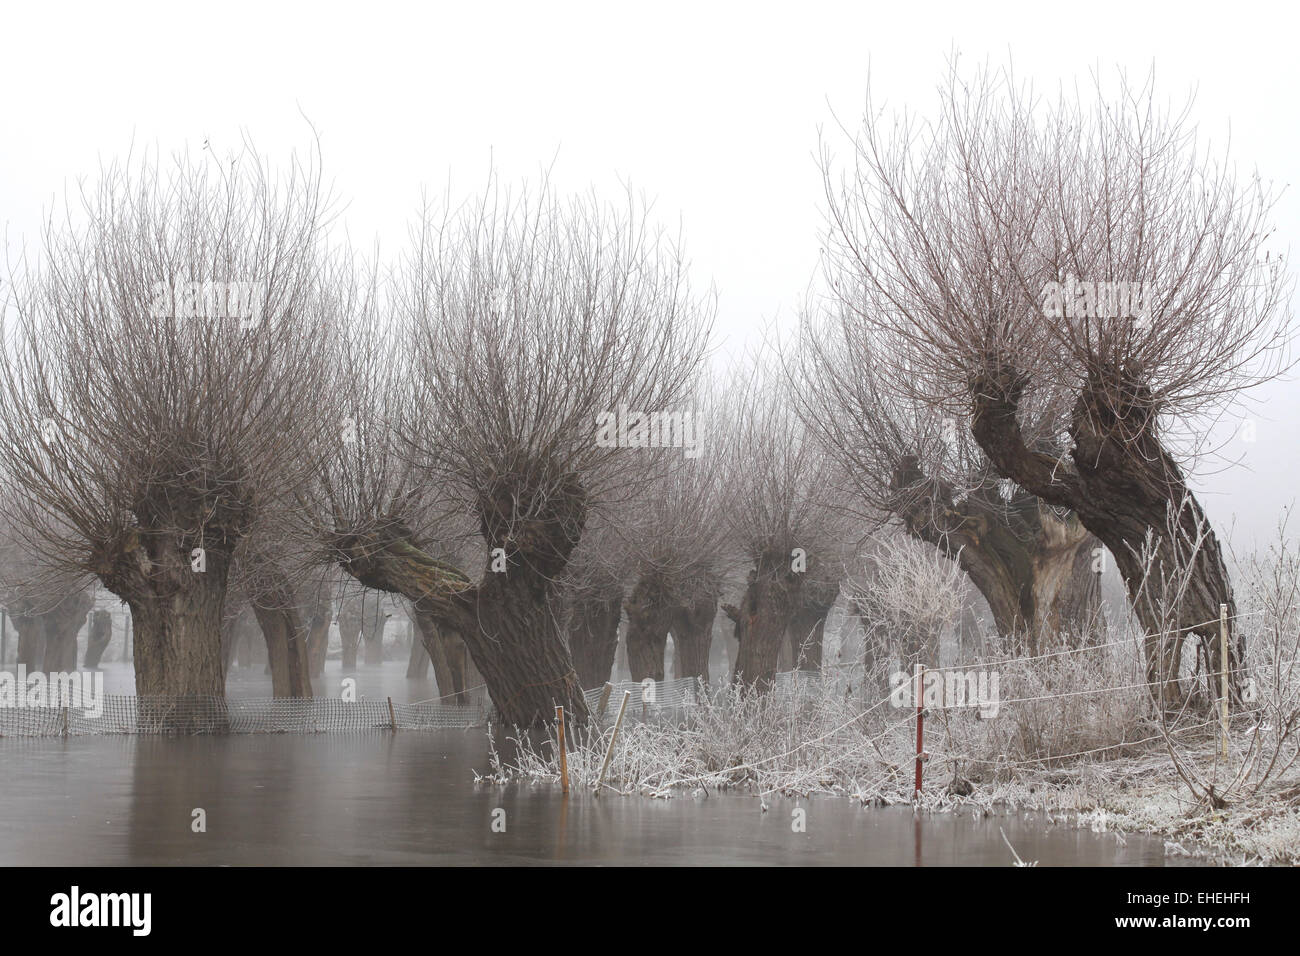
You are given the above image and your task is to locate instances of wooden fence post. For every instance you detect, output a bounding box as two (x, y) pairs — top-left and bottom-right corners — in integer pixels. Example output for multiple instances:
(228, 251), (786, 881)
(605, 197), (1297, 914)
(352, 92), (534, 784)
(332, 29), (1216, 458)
(1219, 604), (1230, 758)
(913, 663), (925, 800)
(596, 690), (632, 792)
(556, 706), (569, 794)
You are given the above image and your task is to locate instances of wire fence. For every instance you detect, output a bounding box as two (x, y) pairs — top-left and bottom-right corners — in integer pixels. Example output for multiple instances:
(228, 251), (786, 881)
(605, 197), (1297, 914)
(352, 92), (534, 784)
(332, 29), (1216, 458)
(3, 598), (1289, 740)
(0, 693), (493, 737)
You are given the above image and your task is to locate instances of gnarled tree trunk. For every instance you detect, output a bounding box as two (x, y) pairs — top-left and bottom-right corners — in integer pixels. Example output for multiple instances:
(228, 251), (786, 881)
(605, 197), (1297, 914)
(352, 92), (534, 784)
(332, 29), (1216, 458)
(972, 370), (1240, 708)
(410, 607), (474, 705)
(334, 473), (590, 726)
(91, 523), (236, 731)
(669, 593), (717, 681)
(305, 592), (332, 678)
(10, 591), (95, 673)
(567, 589), (623, 689)
(38, 591), (94, 672)
(248, 572), (314, 699)
(406, 618), (431, 679)
(891, 455), (1100, 654)
(251, 598), (313, 699)
(625, 574), (672, 683)
(725, 554), (799, 689)
(12, 610), (45, 671)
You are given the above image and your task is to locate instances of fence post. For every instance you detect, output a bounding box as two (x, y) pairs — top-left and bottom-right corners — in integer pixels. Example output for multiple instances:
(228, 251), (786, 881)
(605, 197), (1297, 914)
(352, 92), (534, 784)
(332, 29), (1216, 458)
(556, 706), (569, 794)
(387, 696), (397, 733)
(596, 690), (632, 792)
(62, 705), (69, 738)
(913, 662), (925, 800)
(1219, 603), (1230, 758)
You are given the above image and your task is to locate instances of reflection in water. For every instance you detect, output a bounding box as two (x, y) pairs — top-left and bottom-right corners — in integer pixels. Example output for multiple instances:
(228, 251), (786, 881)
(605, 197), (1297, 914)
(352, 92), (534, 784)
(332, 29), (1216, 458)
(0, 732), (1179, 866)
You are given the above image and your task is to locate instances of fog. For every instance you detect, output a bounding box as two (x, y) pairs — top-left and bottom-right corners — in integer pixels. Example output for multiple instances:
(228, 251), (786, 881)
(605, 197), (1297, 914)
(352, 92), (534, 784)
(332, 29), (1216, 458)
(2, 0), (1295, 549)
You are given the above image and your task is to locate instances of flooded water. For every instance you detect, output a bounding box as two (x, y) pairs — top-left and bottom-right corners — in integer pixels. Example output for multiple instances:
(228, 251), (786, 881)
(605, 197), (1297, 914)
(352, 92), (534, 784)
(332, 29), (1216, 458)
(96, 656), (441, 703)
(0, 728), (1179, 866)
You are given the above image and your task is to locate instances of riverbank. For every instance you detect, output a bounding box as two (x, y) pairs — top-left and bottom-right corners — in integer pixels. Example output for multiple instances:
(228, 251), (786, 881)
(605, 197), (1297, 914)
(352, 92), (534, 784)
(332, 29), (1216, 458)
(485, 674), (1300, 866)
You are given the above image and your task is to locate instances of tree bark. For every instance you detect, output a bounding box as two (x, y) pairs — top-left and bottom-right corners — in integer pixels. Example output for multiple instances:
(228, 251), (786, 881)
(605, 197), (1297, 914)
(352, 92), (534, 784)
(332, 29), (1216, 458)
(567, 589), (623, 689)
(625, 573), (672, 683)
(786, 595), (834, 672)
(37, 591), (94, 672)
(406, 620), (431, 679)
(84, 609), (113, 669)
(11, 591), (95, 673)
(305, 593), (331, 678)
(13, 611), (45, 671)
(725, 553), (799, 689)
(334, 498), (589, 727)
(891, 455), (1100, 655)
(90, 526), (234, 730)
(410, 607), (474, 704)
(251, 597), (314, 699)
(669, 594), (716, 681)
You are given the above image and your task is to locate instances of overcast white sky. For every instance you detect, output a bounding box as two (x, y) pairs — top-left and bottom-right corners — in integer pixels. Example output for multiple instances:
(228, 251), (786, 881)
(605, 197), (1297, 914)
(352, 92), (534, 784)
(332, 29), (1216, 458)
(1, 0), (1296, 552)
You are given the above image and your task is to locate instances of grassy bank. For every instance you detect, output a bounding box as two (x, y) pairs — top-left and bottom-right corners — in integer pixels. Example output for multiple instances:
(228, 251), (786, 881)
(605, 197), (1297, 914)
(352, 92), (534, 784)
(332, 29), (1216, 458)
(477, 653), (1300, 865)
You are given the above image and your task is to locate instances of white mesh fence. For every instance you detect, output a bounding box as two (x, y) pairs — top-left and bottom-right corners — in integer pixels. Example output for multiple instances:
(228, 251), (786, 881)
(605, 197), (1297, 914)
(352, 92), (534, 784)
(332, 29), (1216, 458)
(0, 670), (827, 737)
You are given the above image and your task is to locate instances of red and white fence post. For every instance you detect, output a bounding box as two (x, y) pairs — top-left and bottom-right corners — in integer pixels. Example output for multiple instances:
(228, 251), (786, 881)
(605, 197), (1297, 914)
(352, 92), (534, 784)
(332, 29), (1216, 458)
(913, 662), (925, 800)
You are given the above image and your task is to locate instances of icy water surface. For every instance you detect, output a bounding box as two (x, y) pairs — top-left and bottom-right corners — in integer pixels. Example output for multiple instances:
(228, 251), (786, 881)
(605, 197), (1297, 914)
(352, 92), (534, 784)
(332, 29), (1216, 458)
(0, 729), (1181, 866)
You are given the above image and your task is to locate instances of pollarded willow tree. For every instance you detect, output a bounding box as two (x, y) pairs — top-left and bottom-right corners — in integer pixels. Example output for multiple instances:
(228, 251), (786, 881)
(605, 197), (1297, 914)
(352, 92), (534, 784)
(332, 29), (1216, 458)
(324, 176), (714, 726)
(558, 508), (632, 689)
(719, 348), (851, 687)
(225, 538), (336, 698)
(0, 142), (341, 722)
(0, 533), (95, 672)
(305, 251), (485, 706)
(822, 64), (1294, 705)
(792, 298), (1100, 654)
(620, 438), (731, 684)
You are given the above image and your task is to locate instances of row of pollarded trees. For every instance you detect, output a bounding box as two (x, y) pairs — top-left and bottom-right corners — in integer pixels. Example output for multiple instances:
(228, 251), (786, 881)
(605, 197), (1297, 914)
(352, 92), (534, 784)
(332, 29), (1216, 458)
(716, 351), (851, 688)
(0, 63), (1288, 726)
(0, 150), (715, 728)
